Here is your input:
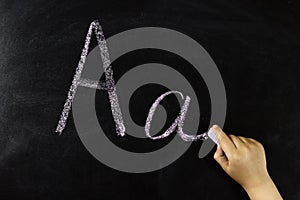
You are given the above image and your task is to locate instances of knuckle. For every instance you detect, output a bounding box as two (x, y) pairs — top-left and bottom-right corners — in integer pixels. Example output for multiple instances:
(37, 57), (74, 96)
(253, 140), (264, 148)
(213, 154), (218, 160)
(248, 143), (256, 150)
(257, 142), (265, 151)
(229, 134), (235, 139)
(237, 136), (244, 140)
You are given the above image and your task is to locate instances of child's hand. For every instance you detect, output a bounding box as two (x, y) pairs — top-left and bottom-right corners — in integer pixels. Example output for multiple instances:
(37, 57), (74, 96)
(212, 125), (268, 189)
(212, 125), (283, 200)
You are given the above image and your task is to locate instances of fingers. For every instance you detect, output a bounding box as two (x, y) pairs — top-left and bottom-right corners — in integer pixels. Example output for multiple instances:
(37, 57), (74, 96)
(212, 125), (236, 157)
(237, 136), (248, 143)
(214, 145), (228, 171)
(228, 134), (244, 149)
(237, 136), (258, 145)
(248, 138), (259, 144)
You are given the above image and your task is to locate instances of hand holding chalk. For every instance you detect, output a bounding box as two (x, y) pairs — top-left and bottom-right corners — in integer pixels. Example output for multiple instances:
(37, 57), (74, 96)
(212, 125), (283, 200)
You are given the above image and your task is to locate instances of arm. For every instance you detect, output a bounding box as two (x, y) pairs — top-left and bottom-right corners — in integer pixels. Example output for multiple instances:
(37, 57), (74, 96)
(212, 125), (283, 200)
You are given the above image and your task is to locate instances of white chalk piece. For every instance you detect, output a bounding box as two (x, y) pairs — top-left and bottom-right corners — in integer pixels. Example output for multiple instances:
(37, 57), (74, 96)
(208, 128), (218, 145)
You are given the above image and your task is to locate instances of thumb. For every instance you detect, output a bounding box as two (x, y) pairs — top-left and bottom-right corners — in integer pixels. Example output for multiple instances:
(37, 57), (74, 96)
(214, 145), (228, 171)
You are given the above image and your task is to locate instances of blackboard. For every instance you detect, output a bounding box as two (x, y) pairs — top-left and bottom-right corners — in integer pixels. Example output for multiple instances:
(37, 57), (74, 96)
(1, 0), (299, 199)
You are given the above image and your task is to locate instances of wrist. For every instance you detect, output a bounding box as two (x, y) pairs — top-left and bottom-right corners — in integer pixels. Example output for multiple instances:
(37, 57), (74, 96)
(242, 173), (272, 192)
(243, 176), (283, 200)
(243, 175), (272, 192)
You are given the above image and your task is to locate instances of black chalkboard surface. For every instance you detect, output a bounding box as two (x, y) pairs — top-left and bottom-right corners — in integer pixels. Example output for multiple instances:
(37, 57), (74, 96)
(1, 0), (300, 199)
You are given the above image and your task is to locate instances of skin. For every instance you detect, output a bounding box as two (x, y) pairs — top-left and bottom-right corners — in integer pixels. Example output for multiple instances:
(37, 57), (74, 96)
(212, 125), (283, 200)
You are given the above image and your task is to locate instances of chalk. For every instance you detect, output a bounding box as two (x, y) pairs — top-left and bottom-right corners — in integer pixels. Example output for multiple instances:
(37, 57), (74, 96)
(207, 128), (218, 145)
(55, 20), (125, 136)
